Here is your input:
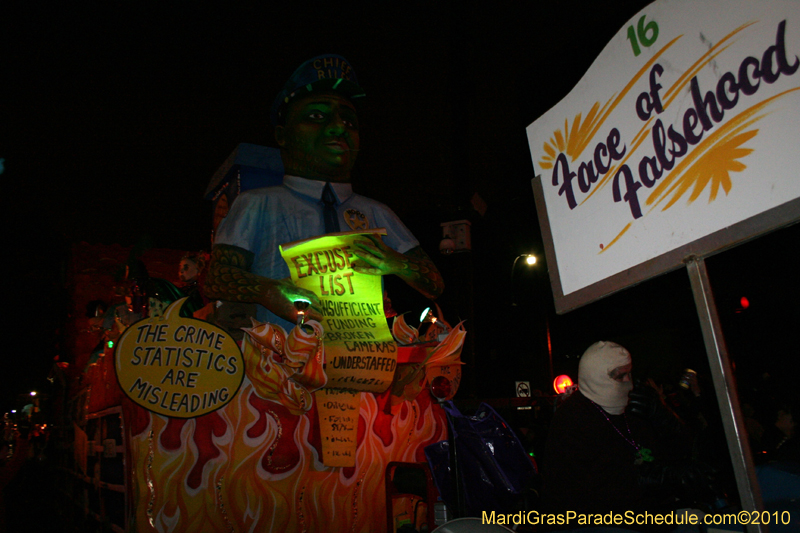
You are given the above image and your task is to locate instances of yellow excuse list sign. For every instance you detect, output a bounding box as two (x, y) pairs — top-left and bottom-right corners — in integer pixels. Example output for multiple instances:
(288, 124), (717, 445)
(280, 229), (397, 394)
(281, 230), (398, 467)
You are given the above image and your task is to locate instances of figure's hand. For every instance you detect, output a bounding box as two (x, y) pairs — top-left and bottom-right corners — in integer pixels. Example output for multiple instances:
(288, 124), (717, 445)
(351, 235), (406, 276)
(206, 244), (325, 325)
(263, 278), (323, 324)
(350, 238), (444, 300)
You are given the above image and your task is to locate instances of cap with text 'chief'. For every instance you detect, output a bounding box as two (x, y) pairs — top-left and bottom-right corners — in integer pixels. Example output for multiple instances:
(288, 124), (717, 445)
(271, 54), (366, 126)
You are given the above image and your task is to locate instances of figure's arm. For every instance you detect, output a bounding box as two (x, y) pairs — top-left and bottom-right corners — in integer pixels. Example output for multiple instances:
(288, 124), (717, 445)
(204, 243), (321, 324)
(350, 235), (444, 300)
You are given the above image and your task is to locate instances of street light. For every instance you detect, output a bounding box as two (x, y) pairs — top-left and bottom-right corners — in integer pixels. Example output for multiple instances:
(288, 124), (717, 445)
(511, 254), (537, 279)
(511, 254), (538, 305)
(510, 253), (554, 385)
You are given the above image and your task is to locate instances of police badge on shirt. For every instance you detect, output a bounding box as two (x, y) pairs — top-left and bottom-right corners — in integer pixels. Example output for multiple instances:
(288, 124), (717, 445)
(344, 209), (369, 231)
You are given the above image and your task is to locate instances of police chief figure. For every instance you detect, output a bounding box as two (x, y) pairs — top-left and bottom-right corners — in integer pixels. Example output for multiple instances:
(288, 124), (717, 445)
(205, 54), (444, 332)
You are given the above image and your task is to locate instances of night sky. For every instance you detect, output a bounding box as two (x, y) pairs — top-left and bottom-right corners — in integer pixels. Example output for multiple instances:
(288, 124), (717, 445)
(2, 1), (798, 415)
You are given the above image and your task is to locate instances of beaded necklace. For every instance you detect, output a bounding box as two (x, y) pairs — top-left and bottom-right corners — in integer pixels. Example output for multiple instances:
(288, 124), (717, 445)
(587, 398), (653, 465)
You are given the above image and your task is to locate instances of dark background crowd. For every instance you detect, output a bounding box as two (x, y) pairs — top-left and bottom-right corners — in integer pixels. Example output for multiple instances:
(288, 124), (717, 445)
(2, 0), (799, 531)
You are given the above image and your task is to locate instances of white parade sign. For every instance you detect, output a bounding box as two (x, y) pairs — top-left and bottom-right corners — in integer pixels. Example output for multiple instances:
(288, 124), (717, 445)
(528, 0), (800, 312)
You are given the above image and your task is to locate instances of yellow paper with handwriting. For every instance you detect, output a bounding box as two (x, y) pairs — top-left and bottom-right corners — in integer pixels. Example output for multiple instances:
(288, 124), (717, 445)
(280, 229), (397, 393)
(314, 388), (360, 467)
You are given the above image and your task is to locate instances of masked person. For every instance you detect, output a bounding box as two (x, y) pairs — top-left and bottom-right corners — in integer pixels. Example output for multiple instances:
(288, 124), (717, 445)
(542, 342), (646, 519)
(541, 341), (705, 531)
(205, 55), (443, 332)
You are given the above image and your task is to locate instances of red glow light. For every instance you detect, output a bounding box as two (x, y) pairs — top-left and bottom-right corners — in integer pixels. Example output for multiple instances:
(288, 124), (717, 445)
(430, 376), (451, 400)
(740, 297), (750, 309)
(553, 375), (574, 394)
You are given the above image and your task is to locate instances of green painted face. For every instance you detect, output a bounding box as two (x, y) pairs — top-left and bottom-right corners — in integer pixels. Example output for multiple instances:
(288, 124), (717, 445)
(275, 92), (360, 182)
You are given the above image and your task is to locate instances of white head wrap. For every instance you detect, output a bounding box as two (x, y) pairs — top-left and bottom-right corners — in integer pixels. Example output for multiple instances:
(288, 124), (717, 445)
(578, 341), (633, 415)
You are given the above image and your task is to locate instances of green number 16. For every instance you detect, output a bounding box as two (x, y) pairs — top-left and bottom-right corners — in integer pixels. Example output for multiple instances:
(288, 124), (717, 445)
(627, 15), (659, 56)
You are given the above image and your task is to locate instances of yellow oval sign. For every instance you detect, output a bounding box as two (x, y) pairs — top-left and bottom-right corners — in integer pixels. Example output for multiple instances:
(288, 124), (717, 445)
(115, 298), (244, 418)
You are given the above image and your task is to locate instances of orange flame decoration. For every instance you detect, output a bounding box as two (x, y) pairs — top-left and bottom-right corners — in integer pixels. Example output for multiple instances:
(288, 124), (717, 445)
(391, 313), (419, 345)
(391, 305), (454, 346)
(122, 320), (460, 532)
(240, 319), (327, 415)
(424, 322), (467, 368)
(390, 320), (466, 404)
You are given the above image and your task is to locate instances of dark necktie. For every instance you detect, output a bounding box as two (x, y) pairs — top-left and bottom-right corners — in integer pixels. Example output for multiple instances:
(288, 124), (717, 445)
(321, 182), (340, 233)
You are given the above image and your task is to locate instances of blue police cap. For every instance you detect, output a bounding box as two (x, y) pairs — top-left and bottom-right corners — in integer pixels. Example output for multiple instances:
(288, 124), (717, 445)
(270, 54), (366, 125)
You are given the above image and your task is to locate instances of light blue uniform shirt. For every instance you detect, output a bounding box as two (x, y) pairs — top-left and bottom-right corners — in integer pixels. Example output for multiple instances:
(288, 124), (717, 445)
(214, 175), (419, 330)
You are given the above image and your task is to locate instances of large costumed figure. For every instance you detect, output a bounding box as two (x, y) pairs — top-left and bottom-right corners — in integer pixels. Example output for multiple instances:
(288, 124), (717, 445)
(120, 55), (460, 533)
(205, 54), (444, 329)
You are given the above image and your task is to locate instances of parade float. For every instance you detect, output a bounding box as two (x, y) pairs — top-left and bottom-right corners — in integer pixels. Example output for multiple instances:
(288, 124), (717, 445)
(114, 298), (463, 532)
(59, 146), (465, 533)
